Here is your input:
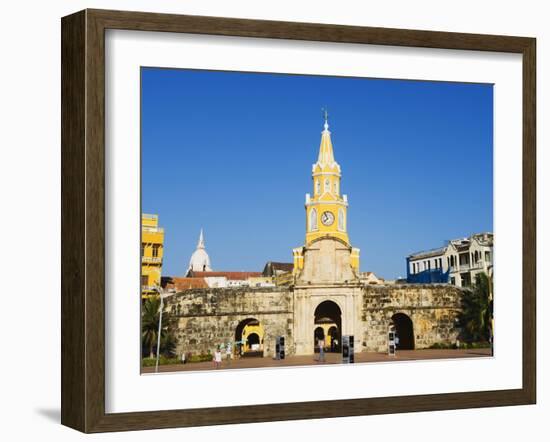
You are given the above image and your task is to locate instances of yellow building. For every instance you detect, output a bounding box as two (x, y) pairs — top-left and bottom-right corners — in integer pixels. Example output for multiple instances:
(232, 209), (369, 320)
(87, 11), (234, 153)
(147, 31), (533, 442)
(293, 113), (360, 273)
(141, 213), (164, 299)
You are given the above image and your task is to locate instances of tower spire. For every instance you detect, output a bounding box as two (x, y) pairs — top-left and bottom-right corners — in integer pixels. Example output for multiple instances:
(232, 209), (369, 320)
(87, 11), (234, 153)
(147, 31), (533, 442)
(197, 228), (205, 249)
(317, 108), (335, 165)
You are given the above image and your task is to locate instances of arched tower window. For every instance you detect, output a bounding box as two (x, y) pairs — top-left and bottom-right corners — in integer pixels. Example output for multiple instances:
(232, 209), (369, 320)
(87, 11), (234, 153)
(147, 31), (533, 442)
(324, 178), (330, 193)
(309, 208), (318, 231)
(315, 179), (320, 195)
(338, 207), (345, 231)
(334, 180), (339, 195)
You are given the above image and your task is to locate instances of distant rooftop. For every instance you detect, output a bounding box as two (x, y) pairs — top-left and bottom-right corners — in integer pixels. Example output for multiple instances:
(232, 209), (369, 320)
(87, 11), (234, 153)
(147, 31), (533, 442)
(262, 261), (294, 276)
(408, 246), (447, 260)
(408, 232), (493, 259)
(187, 271), (263, 280)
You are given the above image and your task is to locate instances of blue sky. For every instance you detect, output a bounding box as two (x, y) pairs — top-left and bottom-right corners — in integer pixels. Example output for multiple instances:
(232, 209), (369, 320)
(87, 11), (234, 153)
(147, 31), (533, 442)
(141, 68), (493, 279)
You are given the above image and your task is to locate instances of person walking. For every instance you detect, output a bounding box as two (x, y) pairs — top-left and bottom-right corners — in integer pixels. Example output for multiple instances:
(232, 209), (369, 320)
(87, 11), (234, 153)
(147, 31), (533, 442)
(214, 348), (222, 369)
(225, 342), (232, 365)
(181, 351), (186, 365)
(318, 338), (325, 363)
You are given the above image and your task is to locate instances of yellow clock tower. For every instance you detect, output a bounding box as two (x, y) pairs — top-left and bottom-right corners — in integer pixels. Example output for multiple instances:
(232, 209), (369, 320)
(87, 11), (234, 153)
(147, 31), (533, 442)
(293, 112), (360, 275)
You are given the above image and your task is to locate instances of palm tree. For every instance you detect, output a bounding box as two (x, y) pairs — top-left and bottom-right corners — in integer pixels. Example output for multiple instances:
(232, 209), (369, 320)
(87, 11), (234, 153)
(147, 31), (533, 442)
(142, 296), (161, 358)
(142, 296), (176, 359)
(458, 272), (493, 343)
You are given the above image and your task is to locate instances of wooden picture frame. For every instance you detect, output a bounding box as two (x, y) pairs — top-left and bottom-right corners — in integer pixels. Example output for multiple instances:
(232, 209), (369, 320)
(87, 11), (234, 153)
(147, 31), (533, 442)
(61, 8), (536, 433)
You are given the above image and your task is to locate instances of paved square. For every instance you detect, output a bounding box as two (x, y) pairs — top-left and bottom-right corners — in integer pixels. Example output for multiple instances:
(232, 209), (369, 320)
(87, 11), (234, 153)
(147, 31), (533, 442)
(142, 348), (492, 374)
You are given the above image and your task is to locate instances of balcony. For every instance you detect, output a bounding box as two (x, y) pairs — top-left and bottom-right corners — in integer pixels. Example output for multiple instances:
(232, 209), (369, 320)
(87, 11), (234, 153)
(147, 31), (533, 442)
(450, 261), (486, 272)
(141, 285), (160, 294)
(143, 226), (164, 233)
(142, 256), (162, 264)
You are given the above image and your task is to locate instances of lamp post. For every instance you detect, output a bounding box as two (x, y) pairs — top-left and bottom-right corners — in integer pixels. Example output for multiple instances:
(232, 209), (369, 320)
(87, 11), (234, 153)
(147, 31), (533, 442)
(154, 286), (164, 373)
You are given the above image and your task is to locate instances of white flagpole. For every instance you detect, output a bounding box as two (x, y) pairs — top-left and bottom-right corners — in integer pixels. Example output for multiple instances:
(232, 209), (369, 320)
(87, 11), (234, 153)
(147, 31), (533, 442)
(155, 286), (164, 373)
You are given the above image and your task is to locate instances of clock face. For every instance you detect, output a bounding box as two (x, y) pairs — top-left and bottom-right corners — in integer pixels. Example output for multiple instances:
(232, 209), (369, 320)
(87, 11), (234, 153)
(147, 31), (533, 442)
(321, 211), (335, 226)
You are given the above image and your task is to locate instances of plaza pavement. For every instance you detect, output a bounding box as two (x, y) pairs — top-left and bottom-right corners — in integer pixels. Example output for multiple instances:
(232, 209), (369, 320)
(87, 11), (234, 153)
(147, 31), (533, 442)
(141, 348), (492, 374)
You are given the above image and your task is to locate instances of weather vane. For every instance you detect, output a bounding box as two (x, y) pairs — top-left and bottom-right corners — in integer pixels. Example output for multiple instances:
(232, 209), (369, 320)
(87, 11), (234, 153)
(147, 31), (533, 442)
(322, 106), (328, 122)
(322, 106), (329, 130)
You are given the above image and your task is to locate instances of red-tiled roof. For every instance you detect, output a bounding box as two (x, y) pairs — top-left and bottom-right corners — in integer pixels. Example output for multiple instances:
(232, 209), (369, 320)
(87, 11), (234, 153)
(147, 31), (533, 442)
(163, 277), (209, 290)
(189, 271), (263, 280)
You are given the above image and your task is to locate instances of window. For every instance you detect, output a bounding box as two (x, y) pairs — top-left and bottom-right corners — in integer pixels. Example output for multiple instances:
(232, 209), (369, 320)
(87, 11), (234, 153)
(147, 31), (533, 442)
(152, 244), (160, 257)
(334, 180), (339, 195)
(461, 273), (472, 287)
(450, 277), (456, 285)
(485, 251), (491, 262)
(309, 208), (318, 231)
(141, 242), (146, 257)
(315, 179), (320, 195)
(324, 178), (330, 193)
(141, 274), (148, 287)
(338, 208), (345, 231)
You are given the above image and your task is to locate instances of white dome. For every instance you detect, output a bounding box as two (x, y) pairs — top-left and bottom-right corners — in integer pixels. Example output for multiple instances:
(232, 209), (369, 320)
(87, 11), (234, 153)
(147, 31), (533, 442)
(189, 248), (211, 272)
(188, 228), (212, 272)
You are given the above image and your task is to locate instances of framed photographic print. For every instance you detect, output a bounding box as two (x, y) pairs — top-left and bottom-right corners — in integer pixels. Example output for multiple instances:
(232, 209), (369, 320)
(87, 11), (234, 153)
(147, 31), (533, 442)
(61, 9), (536, 433)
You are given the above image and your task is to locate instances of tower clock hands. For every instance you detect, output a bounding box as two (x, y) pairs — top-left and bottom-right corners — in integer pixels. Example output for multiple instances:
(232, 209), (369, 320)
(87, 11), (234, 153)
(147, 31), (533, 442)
(321, 211), (335, 226)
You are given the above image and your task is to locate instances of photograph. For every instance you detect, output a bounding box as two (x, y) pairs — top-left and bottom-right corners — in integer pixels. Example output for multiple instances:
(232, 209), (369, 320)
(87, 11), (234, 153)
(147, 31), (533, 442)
(139, 67), (495, 374)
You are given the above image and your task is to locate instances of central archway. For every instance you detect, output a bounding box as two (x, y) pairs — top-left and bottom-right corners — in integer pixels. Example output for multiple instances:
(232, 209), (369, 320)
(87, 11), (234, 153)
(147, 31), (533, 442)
(391, 313), (415, 350)
(314, 300), (342, 352)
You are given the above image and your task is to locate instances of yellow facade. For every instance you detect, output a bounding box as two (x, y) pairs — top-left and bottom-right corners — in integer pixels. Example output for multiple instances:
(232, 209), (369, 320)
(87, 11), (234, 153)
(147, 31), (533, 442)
(141, 213), (164, 299)
(241, 323), (265, 352)
(294, 116), (360, 273)
(314, 322), (338, 348)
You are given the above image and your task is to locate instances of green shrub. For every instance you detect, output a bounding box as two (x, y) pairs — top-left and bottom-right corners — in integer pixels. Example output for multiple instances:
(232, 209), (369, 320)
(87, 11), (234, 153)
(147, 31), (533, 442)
(429, 342), (454, 349)
(141, 356), (180, 367)
(187, 353), (213, 363)
(469, 341), (491, 349)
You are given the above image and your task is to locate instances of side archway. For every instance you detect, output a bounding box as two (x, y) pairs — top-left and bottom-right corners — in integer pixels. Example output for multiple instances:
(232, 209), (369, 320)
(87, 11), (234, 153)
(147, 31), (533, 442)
(391, 313), (415, 350)
(235, 318), (264, 357)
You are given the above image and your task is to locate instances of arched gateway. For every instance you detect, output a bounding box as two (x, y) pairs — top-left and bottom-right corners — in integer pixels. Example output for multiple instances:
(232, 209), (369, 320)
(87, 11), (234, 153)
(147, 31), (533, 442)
(235, 318), (264, 357)
(391, 313), (415, 350)
(313, 300), (342, 352)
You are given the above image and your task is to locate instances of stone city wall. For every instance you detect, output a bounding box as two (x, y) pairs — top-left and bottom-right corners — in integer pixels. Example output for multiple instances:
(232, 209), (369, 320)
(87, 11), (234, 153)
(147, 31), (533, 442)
(163, 287), (293, 358)
(163, 283), (465, 357)
(361, 284), (464, 352)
